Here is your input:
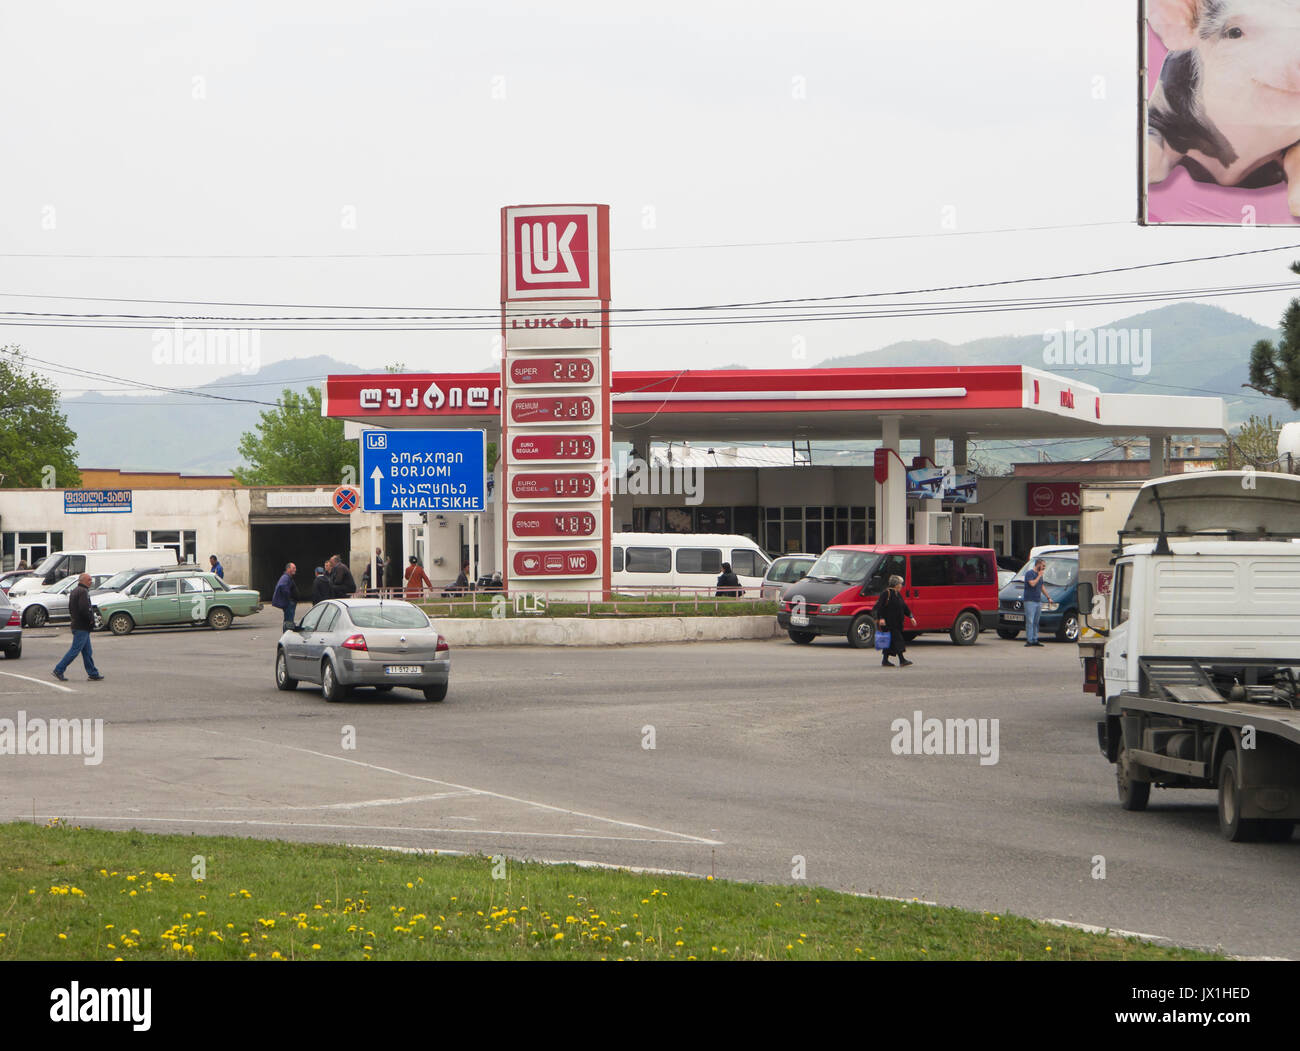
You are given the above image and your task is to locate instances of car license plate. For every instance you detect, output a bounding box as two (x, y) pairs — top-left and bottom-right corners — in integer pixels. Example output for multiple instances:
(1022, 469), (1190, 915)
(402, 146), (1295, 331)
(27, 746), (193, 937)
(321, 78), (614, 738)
(790, 613), (809, 627)
(1002, 614), (1024, 622)
(384, 665), (422, 675)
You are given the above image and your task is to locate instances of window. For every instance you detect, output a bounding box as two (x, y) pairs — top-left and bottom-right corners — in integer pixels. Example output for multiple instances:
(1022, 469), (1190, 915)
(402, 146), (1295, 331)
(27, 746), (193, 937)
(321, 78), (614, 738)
(153, 579), (179, 597)
(1112, 564), (1132, 626)
(316, 606), (340, 633)
(126, 578), (151, 597)
(953, 554), (994, 586)
(676, 548), (722, 574)
(611, 547), (624, 572)
(910, 555), (954, 588)
(67, 555), (86, 575)
(730, 549), (764, 577)
(181, 577), (211, 593)
(299, 605), (325, 631)
(625, 547), (671, 573)
(664, 508), (693, 533)
(348, 605), (430, 629)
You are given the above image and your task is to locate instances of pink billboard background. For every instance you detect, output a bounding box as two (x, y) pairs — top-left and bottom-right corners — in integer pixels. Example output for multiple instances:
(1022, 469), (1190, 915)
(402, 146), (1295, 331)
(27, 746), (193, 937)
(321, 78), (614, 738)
(1145, 28), (1300, 226)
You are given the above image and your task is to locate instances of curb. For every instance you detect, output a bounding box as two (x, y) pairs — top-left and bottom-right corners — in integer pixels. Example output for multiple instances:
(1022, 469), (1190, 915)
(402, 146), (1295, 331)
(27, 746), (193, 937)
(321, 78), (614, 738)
(426, 615), (782, 647)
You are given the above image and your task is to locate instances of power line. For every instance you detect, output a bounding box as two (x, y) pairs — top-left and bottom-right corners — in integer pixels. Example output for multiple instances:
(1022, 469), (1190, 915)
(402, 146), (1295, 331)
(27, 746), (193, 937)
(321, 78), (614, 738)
(0, 219), (1132, 260)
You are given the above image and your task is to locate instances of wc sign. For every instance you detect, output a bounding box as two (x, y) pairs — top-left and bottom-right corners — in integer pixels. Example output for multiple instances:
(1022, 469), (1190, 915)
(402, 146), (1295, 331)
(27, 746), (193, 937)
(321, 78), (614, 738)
(503, 205), (609, 300)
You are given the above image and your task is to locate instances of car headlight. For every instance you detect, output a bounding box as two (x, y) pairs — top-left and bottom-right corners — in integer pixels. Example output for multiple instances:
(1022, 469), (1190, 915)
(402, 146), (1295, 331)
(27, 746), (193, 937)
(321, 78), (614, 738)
(821, 604), (841, 615)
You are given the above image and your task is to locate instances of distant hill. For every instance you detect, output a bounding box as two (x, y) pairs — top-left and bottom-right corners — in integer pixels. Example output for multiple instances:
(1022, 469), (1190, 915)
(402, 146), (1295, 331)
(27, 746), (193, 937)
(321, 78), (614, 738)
(816, 302), (1292, 427)
(58, 304), (1300, 474)
(63, 356), (364, 475)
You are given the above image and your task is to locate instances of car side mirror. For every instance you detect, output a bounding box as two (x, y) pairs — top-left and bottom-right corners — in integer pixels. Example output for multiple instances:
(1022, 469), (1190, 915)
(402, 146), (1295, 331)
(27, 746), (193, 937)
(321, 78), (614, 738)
(1077, 582), (1108, 637)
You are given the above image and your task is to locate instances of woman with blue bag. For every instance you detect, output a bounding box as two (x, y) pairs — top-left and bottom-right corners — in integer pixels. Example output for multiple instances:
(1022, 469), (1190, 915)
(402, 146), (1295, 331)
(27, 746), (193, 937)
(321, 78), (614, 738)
(871, 574), (917, 668)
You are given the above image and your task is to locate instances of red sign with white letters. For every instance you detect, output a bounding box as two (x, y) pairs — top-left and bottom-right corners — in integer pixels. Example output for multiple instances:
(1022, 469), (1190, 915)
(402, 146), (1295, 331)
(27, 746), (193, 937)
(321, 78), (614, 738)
(511, 511), (597, 538)
(1027, 482), (1081, 516)
(509, 357), (597, 386)
(510, 472), (598, 500)
(510, 434), (596, 461)
(512, 549), (599, 576)
(510, 396), (596, 424)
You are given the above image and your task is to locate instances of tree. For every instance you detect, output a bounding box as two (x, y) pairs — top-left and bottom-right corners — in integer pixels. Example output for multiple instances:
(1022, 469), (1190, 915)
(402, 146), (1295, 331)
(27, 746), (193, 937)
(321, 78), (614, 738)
(232, 386), (353, 485)
(1247, 263), (1300, 408)
(1215, 414), (1282, 470)
(0, 346), (81, 488)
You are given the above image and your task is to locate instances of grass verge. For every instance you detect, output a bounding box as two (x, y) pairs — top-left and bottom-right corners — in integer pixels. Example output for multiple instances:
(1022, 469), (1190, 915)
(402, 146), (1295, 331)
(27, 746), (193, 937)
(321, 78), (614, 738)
(0, 821), (1218, 961)
(418, 597), (777, 619)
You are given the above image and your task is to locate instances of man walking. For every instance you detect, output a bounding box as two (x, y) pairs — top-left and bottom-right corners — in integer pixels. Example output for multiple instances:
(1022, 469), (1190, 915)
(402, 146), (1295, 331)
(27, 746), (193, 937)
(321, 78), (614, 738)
(53, 573), (104, 682)
(1023, 558), (1049, 647)
(271, 562), (298, 631)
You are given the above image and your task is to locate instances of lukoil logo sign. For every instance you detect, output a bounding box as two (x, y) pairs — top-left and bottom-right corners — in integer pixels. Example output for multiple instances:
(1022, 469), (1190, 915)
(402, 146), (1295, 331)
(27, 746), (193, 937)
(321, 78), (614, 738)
(503, 205), (606, 299)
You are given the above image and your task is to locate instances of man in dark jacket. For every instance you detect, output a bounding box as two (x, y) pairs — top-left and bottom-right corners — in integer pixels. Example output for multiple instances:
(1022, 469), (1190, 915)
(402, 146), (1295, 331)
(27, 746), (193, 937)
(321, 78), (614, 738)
(271, 562), (297, 630)
(52, 573), (104, 682)
(311, 566), (332, 606)
(330, 555), (356, 598)
(872, 574), (917, 668)
(715, 562), (743, 597)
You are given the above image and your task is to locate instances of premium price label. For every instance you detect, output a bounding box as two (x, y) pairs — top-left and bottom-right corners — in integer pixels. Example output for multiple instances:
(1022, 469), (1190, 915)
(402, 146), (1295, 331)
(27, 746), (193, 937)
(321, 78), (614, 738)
(510, 396), (597, 425)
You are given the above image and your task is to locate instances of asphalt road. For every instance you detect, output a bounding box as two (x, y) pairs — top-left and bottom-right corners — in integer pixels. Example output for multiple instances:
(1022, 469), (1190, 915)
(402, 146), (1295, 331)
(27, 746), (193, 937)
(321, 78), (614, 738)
(2, 609), (1296, 958)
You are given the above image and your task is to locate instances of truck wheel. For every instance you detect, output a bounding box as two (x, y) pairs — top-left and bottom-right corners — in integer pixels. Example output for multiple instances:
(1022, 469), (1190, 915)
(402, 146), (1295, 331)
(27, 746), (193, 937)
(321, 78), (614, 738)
(949, 612), (979, 646)
(847, 615), (874, 649)
(1055, 611), (1079, 643)
(787, 630), (816, 645)
(1217, 751), (1258, 842)
(1116, 742), (1150, 811)
(996, 626), (1019, 640)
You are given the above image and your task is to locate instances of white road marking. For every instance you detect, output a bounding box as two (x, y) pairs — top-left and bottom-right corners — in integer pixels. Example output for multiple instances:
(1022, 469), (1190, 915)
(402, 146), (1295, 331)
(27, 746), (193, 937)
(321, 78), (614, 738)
(193, 728), (722, 845)
(20, 813), (700, 845)
(0, 671), (75, 694)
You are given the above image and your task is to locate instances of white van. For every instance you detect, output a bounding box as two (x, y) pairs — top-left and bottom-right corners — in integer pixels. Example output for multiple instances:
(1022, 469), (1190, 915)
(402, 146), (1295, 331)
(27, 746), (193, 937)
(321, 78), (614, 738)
(7, 548), (179, 597)
(609, 533), (771, 595)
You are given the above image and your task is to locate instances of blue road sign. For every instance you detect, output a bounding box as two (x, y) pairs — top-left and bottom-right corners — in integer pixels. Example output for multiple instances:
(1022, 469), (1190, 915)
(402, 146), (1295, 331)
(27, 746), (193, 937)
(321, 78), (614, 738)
(360, 429), (487, 512)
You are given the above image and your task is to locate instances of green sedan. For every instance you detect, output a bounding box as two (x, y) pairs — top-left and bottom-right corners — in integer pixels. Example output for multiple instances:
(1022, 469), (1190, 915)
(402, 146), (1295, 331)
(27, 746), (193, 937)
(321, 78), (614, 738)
(93, 572), (263, 635)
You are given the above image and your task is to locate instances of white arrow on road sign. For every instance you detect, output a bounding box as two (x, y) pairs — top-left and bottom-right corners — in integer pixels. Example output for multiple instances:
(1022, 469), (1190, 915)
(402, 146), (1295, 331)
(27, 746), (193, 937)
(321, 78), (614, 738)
(370, 466), (384, 505)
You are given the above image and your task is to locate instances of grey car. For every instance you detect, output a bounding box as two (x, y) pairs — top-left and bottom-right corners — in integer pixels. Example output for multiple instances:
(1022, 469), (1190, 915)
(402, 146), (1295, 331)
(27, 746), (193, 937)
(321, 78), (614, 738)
(0, 592), (20, 658)
(274, 598), (450, 702)
(16, 573), (111, 627)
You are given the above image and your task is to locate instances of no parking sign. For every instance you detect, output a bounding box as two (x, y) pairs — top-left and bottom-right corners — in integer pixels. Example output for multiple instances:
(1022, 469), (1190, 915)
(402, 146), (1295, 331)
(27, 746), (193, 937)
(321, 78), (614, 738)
(332, 485), (360, 514)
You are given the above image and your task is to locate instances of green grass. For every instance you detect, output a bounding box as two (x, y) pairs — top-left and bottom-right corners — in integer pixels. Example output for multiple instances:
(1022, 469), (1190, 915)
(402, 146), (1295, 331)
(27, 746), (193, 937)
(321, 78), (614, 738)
(0, 822), (1218, 961)
(417, 595), (777, 619)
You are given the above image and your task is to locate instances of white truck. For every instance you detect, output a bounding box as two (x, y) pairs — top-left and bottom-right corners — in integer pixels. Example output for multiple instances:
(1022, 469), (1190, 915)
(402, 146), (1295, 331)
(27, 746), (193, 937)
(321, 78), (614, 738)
(1085, 471), (1300, 842)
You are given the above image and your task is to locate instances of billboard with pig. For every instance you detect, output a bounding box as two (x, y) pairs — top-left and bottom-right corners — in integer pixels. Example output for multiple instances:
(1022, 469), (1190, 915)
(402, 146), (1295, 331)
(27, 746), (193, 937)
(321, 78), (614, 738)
(1143, 0), (1300, 225)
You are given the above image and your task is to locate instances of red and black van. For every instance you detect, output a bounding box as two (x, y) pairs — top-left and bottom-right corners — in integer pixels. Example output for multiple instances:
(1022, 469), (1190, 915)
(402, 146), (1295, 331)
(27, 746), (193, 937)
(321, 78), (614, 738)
(775, 545), (999, 646)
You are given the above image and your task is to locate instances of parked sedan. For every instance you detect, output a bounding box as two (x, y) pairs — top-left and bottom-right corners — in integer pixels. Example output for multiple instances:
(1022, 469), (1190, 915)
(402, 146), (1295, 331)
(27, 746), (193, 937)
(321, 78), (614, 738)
(0, 592), (21, 658)
(275, 598), (450, 702)
(760, 554), (816, 600)
(15, 573), (111, 627)
(94, 572), (262, 634)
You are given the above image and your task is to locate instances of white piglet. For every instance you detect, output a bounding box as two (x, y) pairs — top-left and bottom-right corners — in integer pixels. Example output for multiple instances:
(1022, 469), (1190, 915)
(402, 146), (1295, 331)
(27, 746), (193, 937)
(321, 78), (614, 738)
(1148, 0), (1300, 214)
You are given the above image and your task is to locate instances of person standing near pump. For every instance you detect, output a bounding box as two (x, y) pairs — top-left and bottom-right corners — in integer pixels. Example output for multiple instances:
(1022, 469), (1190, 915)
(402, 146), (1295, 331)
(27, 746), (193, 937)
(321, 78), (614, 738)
(872, 574), (917, 668)
(52, 573), (103, 682)
(1023, 558), (1049, 647)
(271, 563), (297, 631)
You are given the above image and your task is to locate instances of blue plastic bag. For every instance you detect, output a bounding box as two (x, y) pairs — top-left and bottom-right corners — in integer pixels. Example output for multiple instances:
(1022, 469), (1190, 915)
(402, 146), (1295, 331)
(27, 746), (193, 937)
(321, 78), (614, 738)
(874, 629), (892, 650)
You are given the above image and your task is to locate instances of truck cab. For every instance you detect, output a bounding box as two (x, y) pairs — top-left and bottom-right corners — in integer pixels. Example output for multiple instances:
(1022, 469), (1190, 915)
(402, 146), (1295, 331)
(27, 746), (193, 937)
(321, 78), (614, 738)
(1083, 471), (1300, 841)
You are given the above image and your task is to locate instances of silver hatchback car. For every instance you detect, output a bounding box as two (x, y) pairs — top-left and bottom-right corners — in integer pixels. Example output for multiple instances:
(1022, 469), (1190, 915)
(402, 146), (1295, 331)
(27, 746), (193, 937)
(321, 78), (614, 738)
(275, 598), (450, 702)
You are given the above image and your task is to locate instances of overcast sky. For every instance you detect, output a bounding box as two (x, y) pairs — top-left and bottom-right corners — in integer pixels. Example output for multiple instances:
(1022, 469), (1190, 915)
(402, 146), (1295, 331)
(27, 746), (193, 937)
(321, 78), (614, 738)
(4, 0), (1300, 396)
